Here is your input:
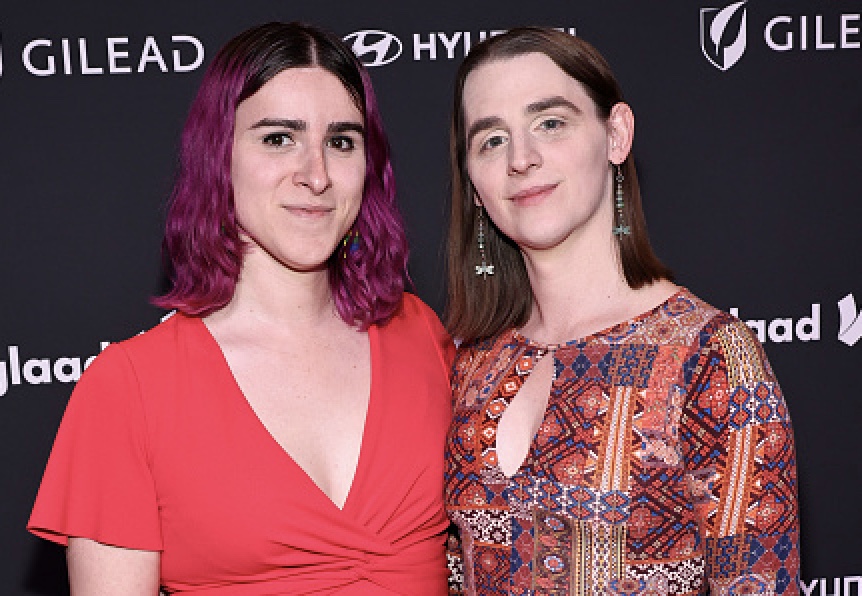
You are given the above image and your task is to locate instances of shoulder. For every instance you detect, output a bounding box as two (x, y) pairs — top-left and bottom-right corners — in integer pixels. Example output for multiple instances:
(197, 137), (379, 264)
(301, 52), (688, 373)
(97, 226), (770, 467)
(86, 313), (201, 382)
(681, 291), (761, 351)
(383, 292), (446, 337)
(680, 291), (775, 384)
(452, 331), (509, 383)
(650, 289), (742, 349)
(396, 292), (440, 320)
(377, 293), (455, 370)
(117, 312), (199, 356)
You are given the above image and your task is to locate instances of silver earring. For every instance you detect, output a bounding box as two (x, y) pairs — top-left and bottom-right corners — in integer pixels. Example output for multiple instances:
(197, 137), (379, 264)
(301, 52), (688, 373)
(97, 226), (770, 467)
(475, 207), (495, 278)
(612, 164), (631, 237)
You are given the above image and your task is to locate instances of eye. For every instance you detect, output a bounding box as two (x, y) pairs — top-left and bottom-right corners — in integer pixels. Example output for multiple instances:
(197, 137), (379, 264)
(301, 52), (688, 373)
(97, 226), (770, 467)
(537, 117), (566, 133)
(262, 132), (293, 147)
(327, 135), (357, 152)
(479, 133), (508, 152)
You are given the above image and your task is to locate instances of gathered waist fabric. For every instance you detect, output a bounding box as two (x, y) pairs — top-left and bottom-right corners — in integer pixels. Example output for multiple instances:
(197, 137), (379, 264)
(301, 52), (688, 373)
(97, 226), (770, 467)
(165, 544), (448, 595)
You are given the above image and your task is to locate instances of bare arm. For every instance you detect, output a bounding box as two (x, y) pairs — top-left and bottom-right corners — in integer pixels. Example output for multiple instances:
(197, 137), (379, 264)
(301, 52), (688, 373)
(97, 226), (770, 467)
(67, 537), (160, 596)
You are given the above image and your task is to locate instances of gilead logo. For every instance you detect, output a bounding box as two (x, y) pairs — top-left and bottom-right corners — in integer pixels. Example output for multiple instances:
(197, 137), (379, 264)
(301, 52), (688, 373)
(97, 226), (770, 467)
(765, 14), (862, 51)
(701, 1), (748, 70)
(0, 342), (108, 397)
(18, 34), (203, 76)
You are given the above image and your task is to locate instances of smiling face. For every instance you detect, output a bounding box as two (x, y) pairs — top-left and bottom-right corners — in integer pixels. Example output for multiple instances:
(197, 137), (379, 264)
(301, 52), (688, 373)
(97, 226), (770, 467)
(231, 66), (366, 274)
(463, 52), (631, 257)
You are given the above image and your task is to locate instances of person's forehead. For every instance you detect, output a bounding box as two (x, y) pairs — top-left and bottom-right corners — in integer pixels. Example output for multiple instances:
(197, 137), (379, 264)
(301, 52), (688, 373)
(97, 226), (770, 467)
(238, 67), (361, 118)
(463, 54), (594, 118)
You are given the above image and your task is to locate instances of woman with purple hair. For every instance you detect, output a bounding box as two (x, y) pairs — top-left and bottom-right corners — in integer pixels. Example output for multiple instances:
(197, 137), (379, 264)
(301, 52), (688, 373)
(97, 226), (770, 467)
(29, 22), (453, 595)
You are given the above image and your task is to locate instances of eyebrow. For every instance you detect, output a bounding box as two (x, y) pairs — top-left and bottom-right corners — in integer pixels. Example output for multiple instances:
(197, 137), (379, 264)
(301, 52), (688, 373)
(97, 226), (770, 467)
(327, 121), (365, 137)
(466, 95), (582, 149)
(466, 116), (504, 150)
(249, 118), (365, 137)
(250, 118), (305, 131)
(526, 95), (581, 115)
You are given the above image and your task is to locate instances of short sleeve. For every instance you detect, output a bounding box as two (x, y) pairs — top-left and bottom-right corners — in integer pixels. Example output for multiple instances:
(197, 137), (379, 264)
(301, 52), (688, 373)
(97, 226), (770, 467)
(28, 344), (162, 550)
(681, 318), (800, 595)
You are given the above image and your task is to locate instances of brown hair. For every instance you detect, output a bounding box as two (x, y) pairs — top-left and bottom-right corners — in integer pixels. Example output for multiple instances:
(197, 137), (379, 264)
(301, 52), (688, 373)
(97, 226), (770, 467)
(445, 27), (673, 343)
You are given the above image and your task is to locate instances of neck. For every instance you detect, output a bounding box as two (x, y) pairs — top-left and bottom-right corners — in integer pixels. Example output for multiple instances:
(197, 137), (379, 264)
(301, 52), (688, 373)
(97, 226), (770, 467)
(212, 247), (339, 331)
(519, 227), (632, 344)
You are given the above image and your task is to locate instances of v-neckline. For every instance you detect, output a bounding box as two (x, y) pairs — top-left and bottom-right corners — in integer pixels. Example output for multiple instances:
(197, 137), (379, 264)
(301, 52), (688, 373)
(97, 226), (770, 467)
(193, 315), (378, 513)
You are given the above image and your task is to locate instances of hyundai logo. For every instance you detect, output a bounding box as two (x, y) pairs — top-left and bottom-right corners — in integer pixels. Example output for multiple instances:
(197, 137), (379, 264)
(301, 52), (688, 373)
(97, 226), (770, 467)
(343, 30), (402, 67)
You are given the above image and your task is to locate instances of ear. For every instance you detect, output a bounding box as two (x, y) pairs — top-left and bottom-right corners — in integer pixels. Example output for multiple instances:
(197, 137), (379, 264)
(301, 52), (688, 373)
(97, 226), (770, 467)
(607, 102), (634, 166)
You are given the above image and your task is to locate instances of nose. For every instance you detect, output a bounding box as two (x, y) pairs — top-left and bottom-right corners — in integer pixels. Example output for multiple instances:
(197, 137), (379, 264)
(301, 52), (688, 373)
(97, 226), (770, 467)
(507, 133), (542, 175)
(293, 146), (331, 195)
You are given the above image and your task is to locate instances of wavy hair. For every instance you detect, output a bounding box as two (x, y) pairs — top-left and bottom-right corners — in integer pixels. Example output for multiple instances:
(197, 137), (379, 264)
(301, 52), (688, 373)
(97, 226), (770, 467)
(154, 22), (408, 328)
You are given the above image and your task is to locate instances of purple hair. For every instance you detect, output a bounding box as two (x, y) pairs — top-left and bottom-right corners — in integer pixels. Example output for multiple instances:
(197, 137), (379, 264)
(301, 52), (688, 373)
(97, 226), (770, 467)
(154, 22), (409, 328)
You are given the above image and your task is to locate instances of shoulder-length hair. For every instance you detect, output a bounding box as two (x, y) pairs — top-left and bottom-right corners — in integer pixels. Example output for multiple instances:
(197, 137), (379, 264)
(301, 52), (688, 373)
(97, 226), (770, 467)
(154, 22), (408, 328)
(446, 26), (673, 343)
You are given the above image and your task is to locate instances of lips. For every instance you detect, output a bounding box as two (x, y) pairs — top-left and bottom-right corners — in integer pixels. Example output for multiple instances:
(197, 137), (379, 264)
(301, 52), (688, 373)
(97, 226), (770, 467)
(282, 205), (334, 216)
(508, 183), (558, 204)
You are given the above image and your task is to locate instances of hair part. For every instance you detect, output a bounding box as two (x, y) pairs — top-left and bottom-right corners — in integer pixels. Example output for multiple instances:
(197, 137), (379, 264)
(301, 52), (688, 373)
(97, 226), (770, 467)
(445, 27), (673, 343)
(154, 22), (408, 328)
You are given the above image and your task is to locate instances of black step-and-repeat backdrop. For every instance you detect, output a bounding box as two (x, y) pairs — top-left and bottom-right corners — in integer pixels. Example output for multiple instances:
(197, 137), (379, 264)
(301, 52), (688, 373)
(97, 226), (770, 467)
(1, 1), (860, 593)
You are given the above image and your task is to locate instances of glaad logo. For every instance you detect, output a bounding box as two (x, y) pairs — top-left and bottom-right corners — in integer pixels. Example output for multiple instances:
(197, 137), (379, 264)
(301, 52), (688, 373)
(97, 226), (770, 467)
(343, 30), (402, 68)
(729, 294), (862, 346)
(701, 1), (748, 70)
(0, 313), (173, 398)
(729, 304), (819, 344)
(0, 343), (108, 398)
(837, 294), (862, 346)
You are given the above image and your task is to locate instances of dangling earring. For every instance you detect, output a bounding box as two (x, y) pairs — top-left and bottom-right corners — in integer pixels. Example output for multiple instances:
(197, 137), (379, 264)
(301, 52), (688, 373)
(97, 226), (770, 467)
(474, 207), (494, 278)
(342, 229), (360, 258)
(612, 164), (631, 237)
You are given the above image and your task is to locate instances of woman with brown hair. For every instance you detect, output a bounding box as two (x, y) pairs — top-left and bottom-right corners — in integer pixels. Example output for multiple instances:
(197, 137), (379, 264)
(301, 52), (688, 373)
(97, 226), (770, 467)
(444, 27), (800, 595)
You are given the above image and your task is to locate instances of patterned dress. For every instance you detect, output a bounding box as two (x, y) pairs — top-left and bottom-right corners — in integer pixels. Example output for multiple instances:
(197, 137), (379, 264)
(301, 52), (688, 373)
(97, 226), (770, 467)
(445, 289), (800, 595)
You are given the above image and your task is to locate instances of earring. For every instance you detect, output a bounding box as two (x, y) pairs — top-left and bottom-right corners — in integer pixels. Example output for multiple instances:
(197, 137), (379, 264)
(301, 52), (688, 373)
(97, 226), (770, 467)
(475, 207), (495, 278)
(612, 164), (631, 237)
(342, 229), (360, 258)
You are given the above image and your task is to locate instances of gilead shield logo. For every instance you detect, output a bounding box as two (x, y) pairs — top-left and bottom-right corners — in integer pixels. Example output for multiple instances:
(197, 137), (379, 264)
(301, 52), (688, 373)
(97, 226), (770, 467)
(701, 1), (748, 70)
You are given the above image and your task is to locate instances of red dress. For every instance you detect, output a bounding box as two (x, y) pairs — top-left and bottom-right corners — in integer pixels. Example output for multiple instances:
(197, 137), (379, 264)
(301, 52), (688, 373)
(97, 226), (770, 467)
(29, 294), (454, 595)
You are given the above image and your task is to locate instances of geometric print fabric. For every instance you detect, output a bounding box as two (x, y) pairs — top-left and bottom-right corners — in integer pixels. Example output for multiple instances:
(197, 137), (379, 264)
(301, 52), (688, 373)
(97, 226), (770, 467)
(445, 289), (800, 595)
